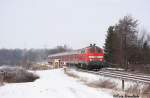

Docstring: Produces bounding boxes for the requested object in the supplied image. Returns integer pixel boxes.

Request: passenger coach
[48,44,105,69]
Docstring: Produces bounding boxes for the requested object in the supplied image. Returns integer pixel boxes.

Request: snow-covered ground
[0,69,113,98]
[67,69,147,92]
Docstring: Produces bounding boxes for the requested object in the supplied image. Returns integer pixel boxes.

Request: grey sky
[0,0,150,49]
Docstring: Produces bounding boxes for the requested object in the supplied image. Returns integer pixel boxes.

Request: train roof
[48,44,103,57]
[48,49,81,57]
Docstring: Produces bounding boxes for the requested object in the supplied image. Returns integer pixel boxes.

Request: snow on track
[0,69,112,98]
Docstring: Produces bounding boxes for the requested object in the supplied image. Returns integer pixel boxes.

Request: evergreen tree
[104,26,116,64]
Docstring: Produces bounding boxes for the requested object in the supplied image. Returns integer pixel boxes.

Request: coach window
[81,50,85,54]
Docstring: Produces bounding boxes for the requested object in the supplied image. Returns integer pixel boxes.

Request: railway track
[76,68,150,84]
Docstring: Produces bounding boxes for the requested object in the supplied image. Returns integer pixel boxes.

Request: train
[48,44,109,70]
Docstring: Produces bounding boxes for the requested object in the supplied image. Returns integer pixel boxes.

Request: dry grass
[125,83,141,95]
[0,71,4,86]
[124,83,150,97]
[30,64,50,70]
[79,77,88,83]
[0,80,3,86]
[143,84,150,94]
[64,69,89,83]
[64,69,79,79]
[86,80,116,89]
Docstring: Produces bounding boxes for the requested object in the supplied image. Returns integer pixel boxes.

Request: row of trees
[0,45,71,66]
[104,16,150,70]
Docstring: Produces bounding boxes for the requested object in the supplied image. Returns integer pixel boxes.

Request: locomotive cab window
[90,47,95,53]
[97,48,101,53]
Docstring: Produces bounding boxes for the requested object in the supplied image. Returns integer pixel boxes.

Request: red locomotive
[48,44,105,70]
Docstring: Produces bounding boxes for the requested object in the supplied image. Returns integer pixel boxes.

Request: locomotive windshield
[96,48,102,53]
[89,46,102,53]
[90,47,95,53]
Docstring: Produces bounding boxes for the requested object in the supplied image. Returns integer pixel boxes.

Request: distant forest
[0,45,71,66]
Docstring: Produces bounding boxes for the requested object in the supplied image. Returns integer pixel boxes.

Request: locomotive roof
[85,45,101,49]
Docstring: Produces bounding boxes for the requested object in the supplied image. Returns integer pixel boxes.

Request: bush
[0,66,39,83]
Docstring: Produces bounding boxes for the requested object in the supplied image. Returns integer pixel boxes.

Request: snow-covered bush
[0,66,39,83]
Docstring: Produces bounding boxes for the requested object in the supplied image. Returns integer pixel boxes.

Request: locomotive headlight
[89,56,103,59]
[97,56,103,58]
[89,56,95,58]
[89,56,103,58]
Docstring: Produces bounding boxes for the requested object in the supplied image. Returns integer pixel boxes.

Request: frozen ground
[0,69,112,98]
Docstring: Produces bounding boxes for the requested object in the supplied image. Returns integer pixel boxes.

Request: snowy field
[0,69,113,98]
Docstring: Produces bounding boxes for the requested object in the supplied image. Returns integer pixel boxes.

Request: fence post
[122,79,125,91]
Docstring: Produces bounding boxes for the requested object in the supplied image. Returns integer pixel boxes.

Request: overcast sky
[0,0,150,49]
